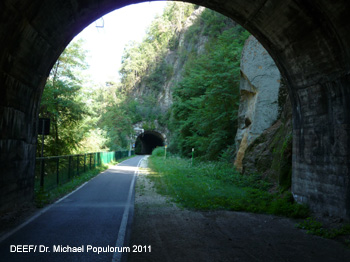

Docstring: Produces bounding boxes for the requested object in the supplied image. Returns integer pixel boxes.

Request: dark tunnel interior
[135,131,165,155]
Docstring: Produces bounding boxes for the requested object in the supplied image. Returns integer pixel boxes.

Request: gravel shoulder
[128,156,350,262]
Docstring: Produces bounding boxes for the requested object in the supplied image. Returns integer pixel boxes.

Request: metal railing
[35,150,134,191]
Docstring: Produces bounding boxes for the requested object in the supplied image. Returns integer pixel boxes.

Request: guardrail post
[77,155,79,176]
[68,156,72,179]
[56,157,59,186]
[84,154,86,172]
[40,159,45,189]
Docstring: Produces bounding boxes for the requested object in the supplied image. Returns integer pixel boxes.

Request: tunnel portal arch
[1,0,350,218]
[135,130,165,155]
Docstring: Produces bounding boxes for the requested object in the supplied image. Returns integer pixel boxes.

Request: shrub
[152,147,166,157]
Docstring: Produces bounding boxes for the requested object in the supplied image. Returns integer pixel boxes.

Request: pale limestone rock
[234,36,282,171]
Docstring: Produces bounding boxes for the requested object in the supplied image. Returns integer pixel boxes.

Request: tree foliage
[38,39,90,156]
[169,11,249,160]
[119,2,196,94]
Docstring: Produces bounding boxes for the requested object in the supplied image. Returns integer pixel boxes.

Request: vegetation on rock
[170,23,249,160]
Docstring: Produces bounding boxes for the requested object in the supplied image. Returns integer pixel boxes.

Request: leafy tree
[98,91,134,150]
[38,39,90,156]
[119,2,197,94]
[170,25,250,160]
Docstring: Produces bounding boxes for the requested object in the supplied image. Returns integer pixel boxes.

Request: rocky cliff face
[133,6,207,112]
[234,35,283,170]
[130,7,208,139]
[243,91,292,189]
[234,36,292,189]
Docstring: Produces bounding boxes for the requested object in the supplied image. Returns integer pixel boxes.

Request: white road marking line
[0,181,88,243]
[0,156,139,244]
[112,156,144,262]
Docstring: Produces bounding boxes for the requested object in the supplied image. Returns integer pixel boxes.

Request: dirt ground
[127,157,350,262]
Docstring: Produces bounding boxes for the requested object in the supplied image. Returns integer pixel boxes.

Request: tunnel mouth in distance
[135,130,165,155]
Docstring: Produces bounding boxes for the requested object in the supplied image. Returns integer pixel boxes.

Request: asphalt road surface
[0,155,145,262]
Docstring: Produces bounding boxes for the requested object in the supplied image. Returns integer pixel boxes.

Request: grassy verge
[34,156,132,207]
[147,154,309,218]
[296,217,350,247]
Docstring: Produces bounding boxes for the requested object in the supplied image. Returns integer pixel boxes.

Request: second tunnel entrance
[135,131,165,155]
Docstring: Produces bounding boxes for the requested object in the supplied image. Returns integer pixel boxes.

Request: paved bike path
[0,155,144,262]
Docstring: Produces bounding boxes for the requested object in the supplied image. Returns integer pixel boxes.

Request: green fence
[35,151,134,191]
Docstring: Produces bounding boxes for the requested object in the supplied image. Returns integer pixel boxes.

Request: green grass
[297,217,350,240]
[152,147,166,157]
[34,157,132,207]
[147,155,309,218]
